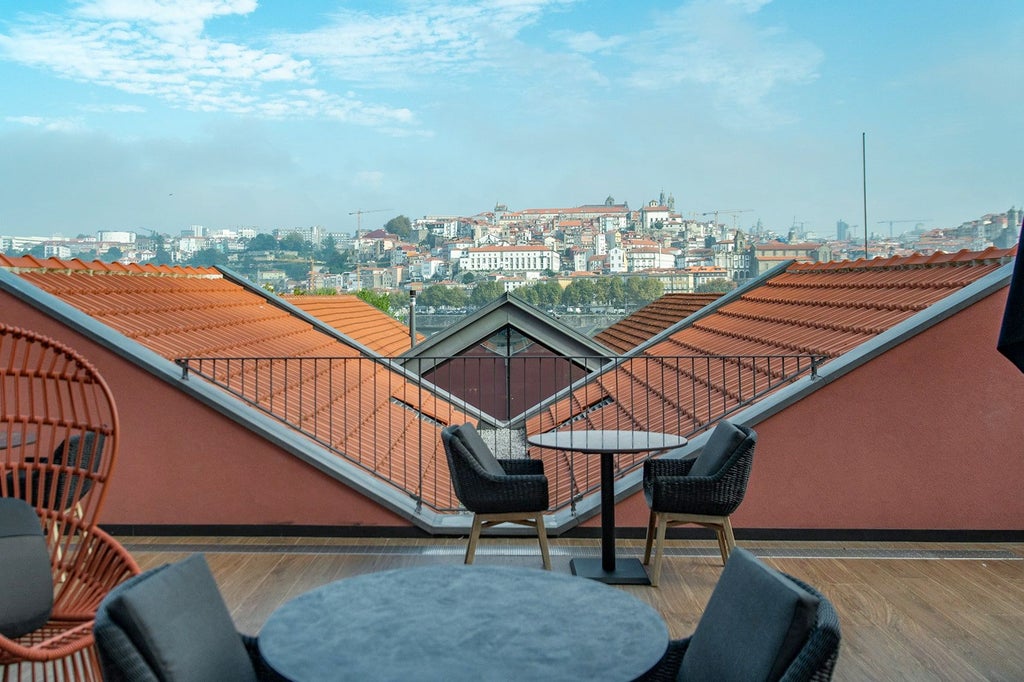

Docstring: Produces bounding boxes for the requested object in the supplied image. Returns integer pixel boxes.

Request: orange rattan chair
[0,324,139,681]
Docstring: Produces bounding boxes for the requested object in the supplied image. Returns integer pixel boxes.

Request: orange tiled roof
[594,293,723,353]
[283,294,423,355]
[3,256,469,508]
[529,248,1014,499]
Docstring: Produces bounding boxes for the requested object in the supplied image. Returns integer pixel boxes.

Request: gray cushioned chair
[639,548,841,682]
[93,554,283,682]
[0,498,54,640]
[642,420,757,585]
[441,423,551,569]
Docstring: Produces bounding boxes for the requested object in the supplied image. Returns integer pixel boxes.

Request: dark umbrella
[998,217,1024,372]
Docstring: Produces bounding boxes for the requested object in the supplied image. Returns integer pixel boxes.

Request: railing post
[176,358,190,381]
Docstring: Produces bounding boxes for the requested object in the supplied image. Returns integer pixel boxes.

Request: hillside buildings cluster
[2,196,1020,297]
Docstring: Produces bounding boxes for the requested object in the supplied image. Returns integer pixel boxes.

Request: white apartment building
[626,247,677,271]
[459,245,561,273]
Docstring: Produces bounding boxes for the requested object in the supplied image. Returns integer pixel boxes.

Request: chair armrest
[644,456,696,479]
[635,637,691,682]
[52,526,141,618]
[499,458,545,476]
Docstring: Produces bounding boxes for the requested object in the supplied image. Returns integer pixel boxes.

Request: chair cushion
[104,554,257,682]
[681,548,818,682]
[454,423,507,477]
[0,498,53,638]
[688,421,747,477]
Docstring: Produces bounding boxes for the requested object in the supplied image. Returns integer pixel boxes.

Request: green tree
[606,277,626,306]
[562,279,597,307]
[384,215,413,240]
[278,232,309,253]
[695,278,736,293]
[104,246,123,261]
[469,281,505,308]
[356,289,392,313]
[247,233,278,251]
[418,284,468,309]
[187,247,228,267]
[624,276,663,305]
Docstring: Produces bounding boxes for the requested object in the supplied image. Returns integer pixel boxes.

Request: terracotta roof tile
[595,293,722,352]
[530,249,1014,494]
[282,294,423,355]
[6,257,469,509]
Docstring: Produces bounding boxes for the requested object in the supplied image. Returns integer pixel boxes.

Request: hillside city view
[1,202,1020,335]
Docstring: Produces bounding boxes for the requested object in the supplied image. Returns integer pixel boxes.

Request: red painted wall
[3,294,405,528]
[615,289,1024,530]
[6,286,1023,531]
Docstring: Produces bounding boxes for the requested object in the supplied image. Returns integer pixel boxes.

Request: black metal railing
[175,353,825,513]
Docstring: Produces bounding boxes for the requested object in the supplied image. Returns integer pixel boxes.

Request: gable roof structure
[282,294,424,355]
[525,248,1017,511]
[594,293,724,353]
[1,247,1019,536]
[0,255,472,529]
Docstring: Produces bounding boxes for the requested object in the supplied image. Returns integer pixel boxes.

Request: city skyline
[0,1,1021,239]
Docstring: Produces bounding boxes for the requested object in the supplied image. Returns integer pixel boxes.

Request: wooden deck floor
[118,536,1024,681]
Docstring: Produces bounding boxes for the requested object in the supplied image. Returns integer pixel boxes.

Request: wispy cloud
[0,0,415,130]
[275,0,579,87]
[5,115,83,132]
[622,1,822,125]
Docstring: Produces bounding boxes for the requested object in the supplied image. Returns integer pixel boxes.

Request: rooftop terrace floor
[119,536,1024,681]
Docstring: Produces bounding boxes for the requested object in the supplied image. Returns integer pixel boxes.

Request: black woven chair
[441,423,551,569]
[642,420,756,586]
[93,554,284,682]
[639,549,841,682]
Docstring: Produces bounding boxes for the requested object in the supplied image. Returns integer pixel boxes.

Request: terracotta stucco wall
[3,294,405,527]
[614,289,1024,530]
[6,286,1023,531]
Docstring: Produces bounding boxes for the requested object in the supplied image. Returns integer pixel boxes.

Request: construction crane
[877,218,929,238]
[349,208,393,234]
[701,209,752,227]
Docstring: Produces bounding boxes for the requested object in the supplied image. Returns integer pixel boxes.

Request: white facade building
[459,245,561,273]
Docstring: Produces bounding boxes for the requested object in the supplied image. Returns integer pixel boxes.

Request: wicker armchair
[642,420,756,586]
[639,549,841,682]
[0,324,139,681]
[441,423,551,569]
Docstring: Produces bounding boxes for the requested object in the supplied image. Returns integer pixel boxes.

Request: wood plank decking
[118,536,1024,681]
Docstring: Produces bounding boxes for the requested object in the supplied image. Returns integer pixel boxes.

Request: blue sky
[0,0,1021,239]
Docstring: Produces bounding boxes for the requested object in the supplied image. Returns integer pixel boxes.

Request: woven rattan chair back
[0,323,139,681]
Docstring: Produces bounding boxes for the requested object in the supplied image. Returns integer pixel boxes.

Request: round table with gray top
[528,430,687,585]
[258,564,668,681]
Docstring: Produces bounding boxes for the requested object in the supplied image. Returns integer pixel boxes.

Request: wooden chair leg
[642,510,656,565]
[535,516,552,570]
[720,516,736,563]
[465,515,483,565]
[650,515,669,587]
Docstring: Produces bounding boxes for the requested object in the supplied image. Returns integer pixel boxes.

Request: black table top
[259,564,669,681]
[528,430,687,454]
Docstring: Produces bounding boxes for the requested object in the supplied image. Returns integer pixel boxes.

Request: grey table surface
[258,564,669,681]
[527,430,687,454]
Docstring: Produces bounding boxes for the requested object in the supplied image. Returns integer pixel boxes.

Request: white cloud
[621,0,821,126]
[0,0,416,132]
[5,115,83,132]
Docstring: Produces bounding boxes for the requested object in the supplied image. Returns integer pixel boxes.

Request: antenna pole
[862,132,868,258]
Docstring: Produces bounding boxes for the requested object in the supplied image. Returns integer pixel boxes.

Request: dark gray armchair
[93,554,283,682]
[441,423,551,569]
[642,420,757,586]
[640,548,840,682]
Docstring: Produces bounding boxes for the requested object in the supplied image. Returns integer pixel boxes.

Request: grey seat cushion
[688,421,748,477]
[103,554,257,682]
[0,498,53,638]
[454,423,507,477]
[681,548,818,682]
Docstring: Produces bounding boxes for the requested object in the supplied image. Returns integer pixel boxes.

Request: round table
[259,564,668,681]
[527,430,687,584]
